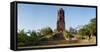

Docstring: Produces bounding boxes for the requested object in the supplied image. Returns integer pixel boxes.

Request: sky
[18,3,96,32]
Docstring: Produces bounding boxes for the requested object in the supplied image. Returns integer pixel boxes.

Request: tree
[63,30,74,40]
[24,30,41,45]
[90,17,96,36]
[78,26,89,35]
[78,17,96,39]
[29,30,39,41]
[18,29,28,43]
[40,27,53,35]
[69,27,77,35]
[28,30,40,42]
[87,17,96,39]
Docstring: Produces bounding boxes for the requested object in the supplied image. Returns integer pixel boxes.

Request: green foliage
[69,27,77,35]
[63,30,74,39]
[90,17,96,36]
[78,25,89,36]
[63,31,68,38]
[39,37,49,41]
[78,17,96,39]
[29,30,39,41]
[18,30,41,46]
[17,27,54,46]
[40,27,53,35]
[18,29,28,43]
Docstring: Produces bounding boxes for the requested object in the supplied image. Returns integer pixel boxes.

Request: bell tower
[57,8,65,32]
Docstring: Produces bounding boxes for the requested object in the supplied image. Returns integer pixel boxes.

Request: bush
[40,27,53,35]
[18,29,28,43]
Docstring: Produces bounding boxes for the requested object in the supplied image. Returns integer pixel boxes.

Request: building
[53,8,66,40]
[57,8,65,32]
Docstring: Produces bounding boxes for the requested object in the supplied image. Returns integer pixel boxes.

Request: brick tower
[53,8,66,40]
[57,8,65,32]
